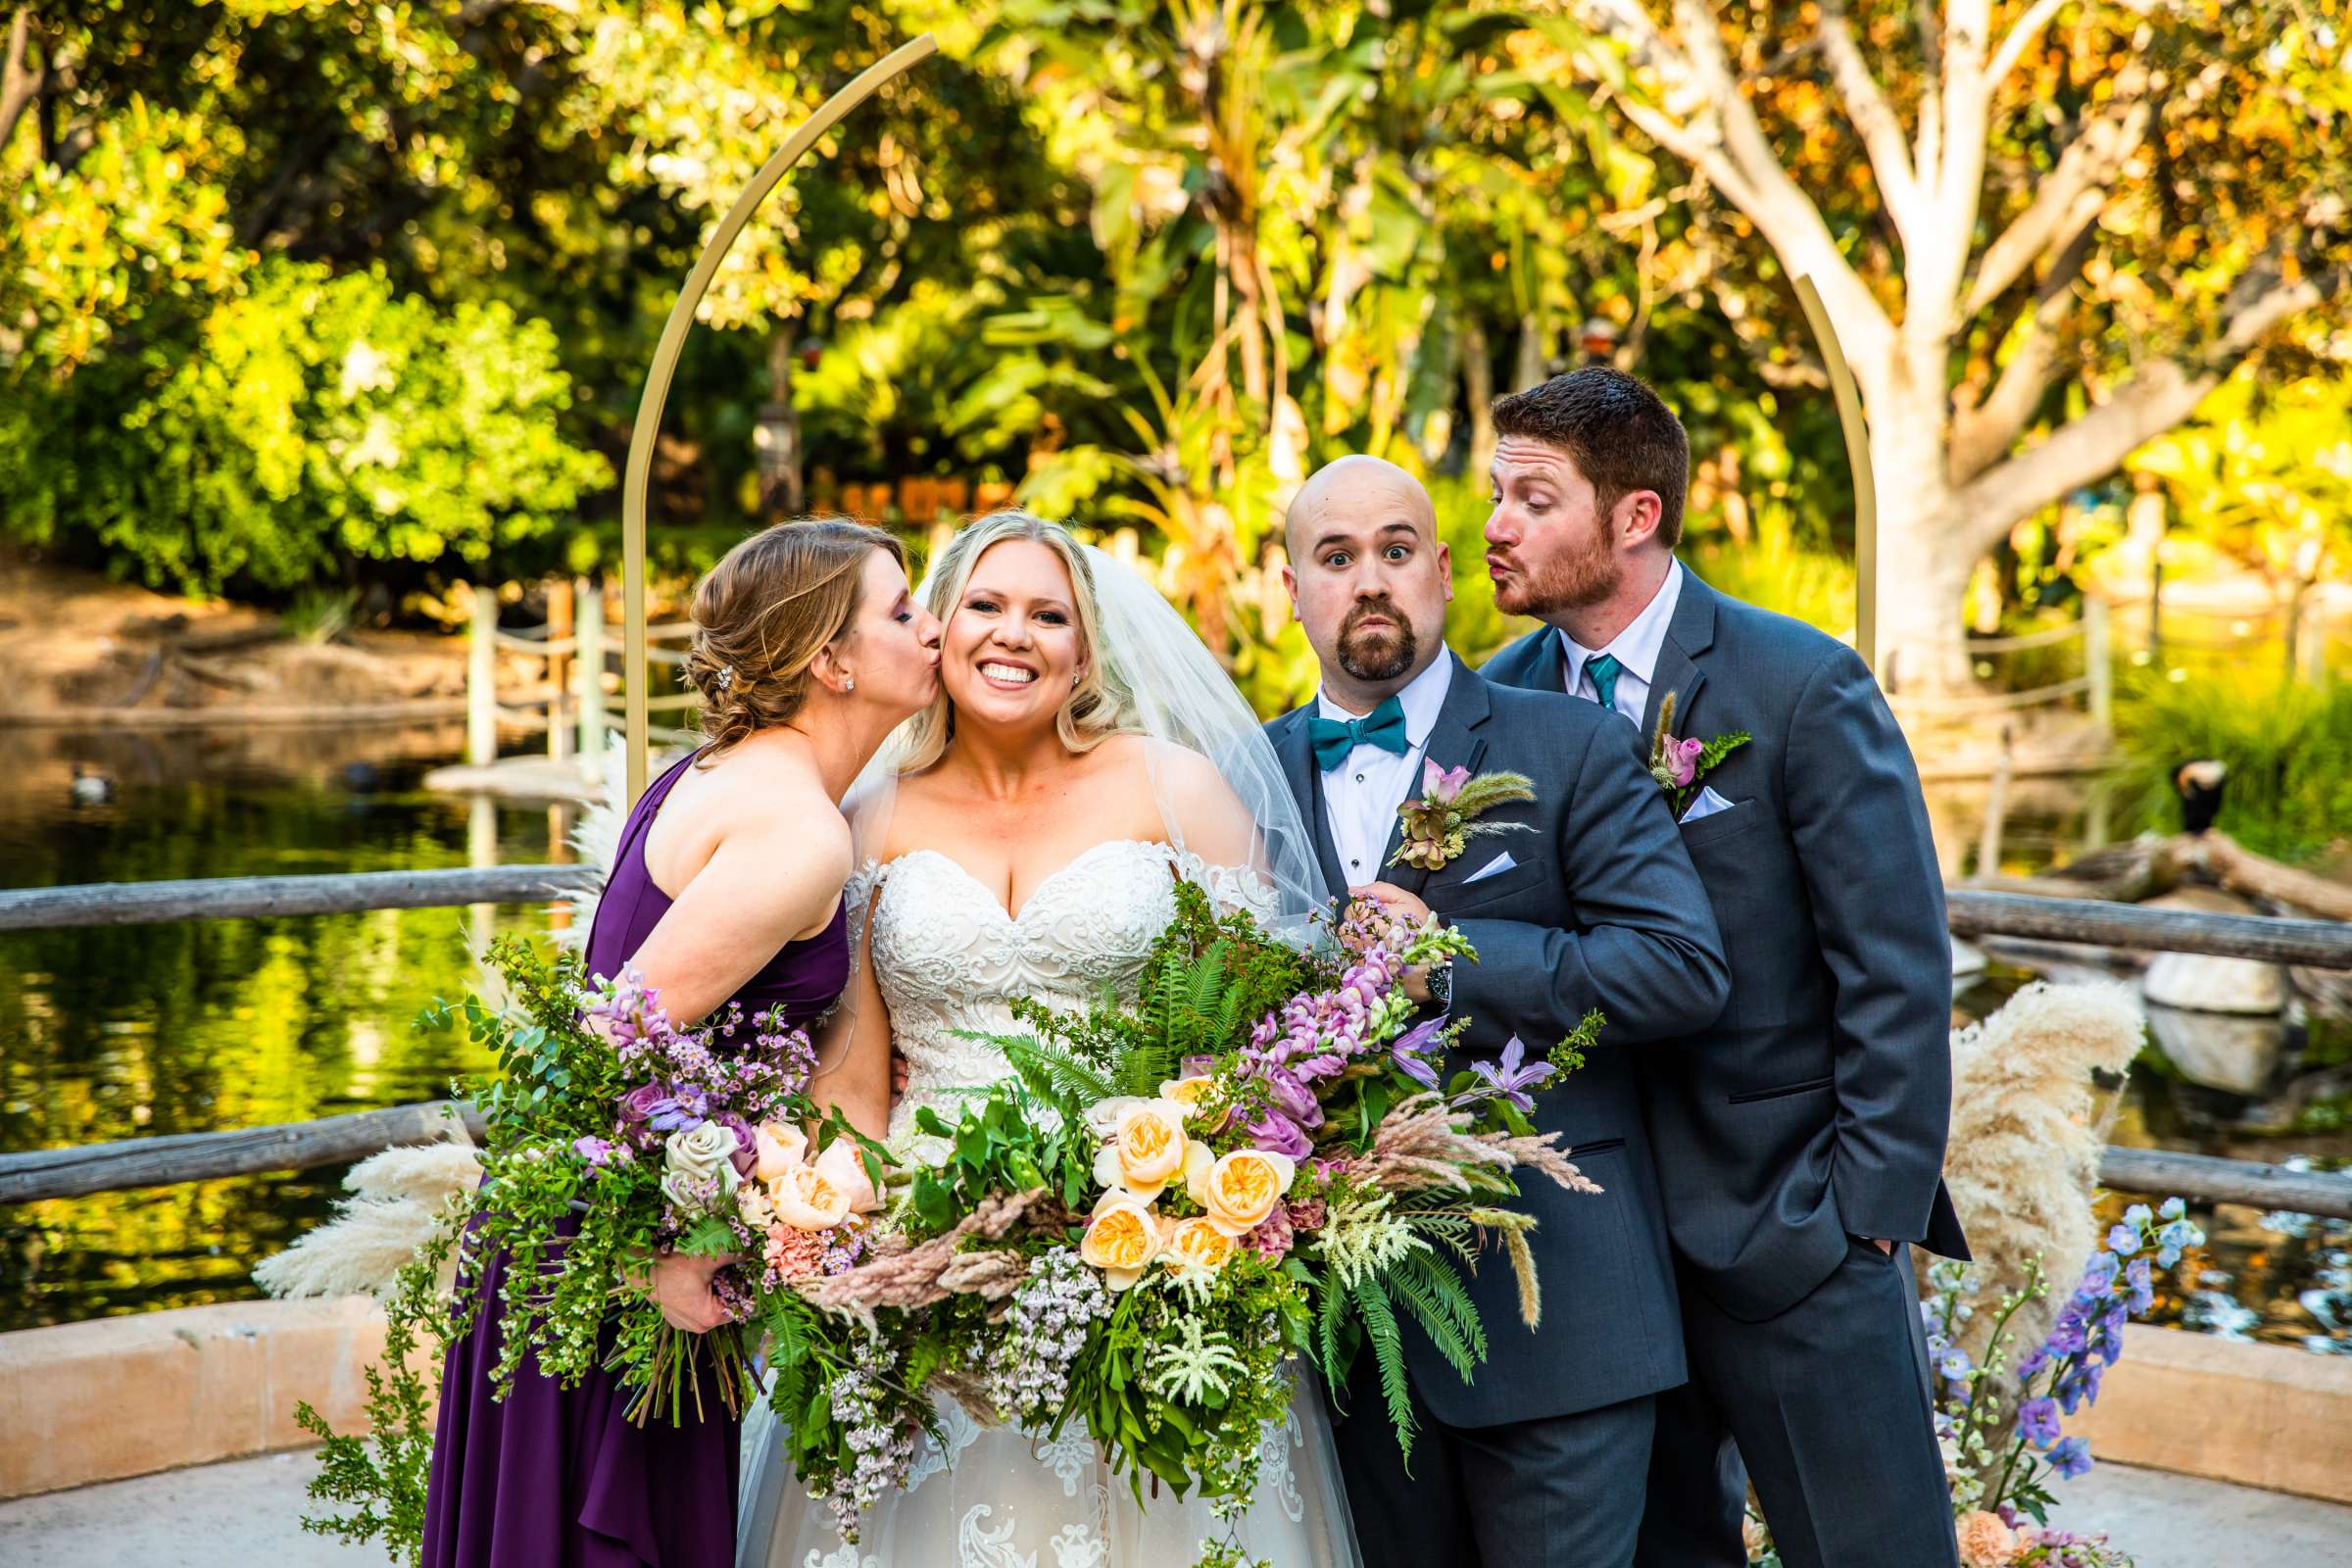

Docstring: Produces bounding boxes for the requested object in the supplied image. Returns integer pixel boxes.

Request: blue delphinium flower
[2159,1196,2186,1222]
[2125,1255,2155,1314]
[2048,1435,2093,1479]
[2105,1222,2140,1255]
[2018,1396,2062,1446]
[2122,1202,2153,1228]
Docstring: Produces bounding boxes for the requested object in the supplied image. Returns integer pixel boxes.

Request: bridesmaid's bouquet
[413,939,890,1426]
[755,885,1605,1562]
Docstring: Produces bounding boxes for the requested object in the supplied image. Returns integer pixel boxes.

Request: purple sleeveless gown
[421,751,851,1567]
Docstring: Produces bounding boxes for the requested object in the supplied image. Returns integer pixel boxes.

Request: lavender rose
[712,1111,758,1177]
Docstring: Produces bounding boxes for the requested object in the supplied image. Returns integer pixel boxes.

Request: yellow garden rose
[1190,1149,1297,1237]
[754,1121,807,1183]
[1164,1215,1237,1273]
[1158,1075,1215,1113]
[769,1161,853,1230]
[1079,1193,1164,1290]
[1091,1099,1193,1201]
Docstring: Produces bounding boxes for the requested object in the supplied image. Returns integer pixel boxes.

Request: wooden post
[466,584,498,768]
[616,37,939,808]
[1791,273,1879,679]
[2085,594,2113,736]
[576,575,607,765]
[545,577,574,761]
[1976,725,2013,880]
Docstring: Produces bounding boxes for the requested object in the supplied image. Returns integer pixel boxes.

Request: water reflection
[0,724,568,1330]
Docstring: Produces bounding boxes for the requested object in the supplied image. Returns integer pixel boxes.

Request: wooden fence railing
[4,866,2348,1219]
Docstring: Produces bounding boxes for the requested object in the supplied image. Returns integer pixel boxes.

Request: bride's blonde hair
[894,511,1144,774]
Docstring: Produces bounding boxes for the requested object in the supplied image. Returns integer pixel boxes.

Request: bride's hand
[890,1048,910,1102]
[646,1250,735,1335]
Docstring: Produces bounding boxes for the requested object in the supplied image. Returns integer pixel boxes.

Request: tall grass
[2109,668,2352,860]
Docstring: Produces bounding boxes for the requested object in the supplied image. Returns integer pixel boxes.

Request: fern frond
[1351,1275,1417,1468]
[1394,1249,1487,1370]
[1316,1265,1349,1384]
[986,1031,1114,1108]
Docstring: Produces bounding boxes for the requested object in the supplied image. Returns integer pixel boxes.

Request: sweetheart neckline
[875,839,1177,925]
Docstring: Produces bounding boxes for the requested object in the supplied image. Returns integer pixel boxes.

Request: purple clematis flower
[1465,1036,1554,1111]
[1390,1017,1445,1091]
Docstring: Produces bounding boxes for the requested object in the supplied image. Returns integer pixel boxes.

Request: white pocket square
[1679,785,1737,824]
[1464,850,1518,883]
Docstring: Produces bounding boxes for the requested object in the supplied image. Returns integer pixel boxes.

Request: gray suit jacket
[1484,570,1970,1323]
[1268,655,1730,1426]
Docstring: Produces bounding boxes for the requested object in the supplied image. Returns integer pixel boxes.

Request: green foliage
[1,260,609,594]
[294,1236,457,1565]
[2108,669,2352,861]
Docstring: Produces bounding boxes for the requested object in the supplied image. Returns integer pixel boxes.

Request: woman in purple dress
[421,518,942,1568]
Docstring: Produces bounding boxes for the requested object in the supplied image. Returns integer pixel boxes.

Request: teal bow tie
[1308,696,1409,771]
[1585,652,1624,712]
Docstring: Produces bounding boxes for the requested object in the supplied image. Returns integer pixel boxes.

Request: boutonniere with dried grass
[1647,691,1748,819]
[1390,759,1537,871]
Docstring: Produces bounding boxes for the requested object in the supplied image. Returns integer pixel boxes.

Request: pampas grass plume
[254,1133,480,1301]
[1939,980,2144,1378]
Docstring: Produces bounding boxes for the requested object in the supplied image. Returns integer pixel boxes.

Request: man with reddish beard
[1480,368,1968,1568]
[1265,454,1730,1568]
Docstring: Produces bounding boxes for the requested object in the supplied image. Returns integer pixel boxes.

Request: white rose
[661,1120,741,1209]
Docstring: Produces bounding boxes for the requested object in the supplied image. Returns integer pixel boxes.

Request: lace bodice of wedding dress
[736,840,1360,1568]
[858,840,1276,1138]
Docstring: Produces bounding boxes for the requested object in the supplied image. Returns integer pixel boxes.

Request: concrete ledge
[2072,1324,2352,1505]
[0,1298,395,1500]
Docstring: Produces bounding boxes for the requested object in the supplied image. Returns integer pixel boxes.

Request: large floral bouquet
[742,885,1604,1562]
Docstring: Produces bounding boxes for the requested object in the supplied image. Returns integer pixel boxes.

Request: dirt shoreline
[0,551,466,722]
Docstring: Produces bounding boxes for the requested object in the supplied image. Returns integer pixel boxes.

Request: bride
[737,511,1361,1568]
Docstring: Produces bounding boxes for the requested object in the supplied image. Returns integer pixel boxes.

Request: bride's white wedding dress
[737,840,1361,1568]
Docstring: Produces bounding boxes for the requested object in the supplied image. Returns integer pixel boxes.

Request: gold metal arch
[1789,271,1880,676]
[618,34,941,806]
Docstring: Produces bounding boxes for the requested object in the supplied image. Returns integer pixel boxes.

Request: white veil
[838,538,1331,940]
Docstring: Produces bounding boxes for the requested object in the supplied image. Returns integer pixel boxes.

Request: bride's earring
[844,675,857,693]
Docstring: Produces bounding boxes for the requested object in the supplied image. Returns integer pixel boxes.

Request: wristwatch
[1423,956,1453,1011]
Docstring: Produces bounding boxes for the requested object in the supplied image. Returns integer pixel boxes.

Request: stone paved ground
[2,1448,2347,1565]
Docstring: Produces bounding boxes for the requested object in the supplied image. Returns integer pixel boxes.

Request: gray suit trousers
[1636,1236,1959,1568]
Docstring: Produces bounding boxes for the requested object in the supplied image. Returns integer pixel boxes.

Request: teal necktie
[1585,653,1624,712]
[1308,696,1409,771]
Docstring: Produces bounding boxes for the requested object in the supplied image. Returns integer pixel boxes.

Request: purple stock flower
[1465,1037,1554,1111]
[2047,1436,2093,1479]
[2018,1396,2061,1446]
[573,1136,616,1167]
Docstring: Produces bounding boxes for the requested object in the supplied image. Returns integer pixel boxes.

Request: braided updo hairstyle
[681,518,906,760]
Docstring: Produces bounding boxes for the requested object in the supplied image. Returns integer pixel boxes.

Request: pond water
[0,730,2344,1358]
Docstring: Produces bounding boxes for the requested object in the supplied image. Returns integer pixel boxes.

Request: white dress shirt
[1560,560,1684,727]
[1316,653,1453,886]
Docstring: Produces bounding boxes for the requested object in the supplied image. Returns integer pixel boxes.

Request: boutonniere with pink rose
[1647,690,1748,819]
[1390,758,1538,871]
